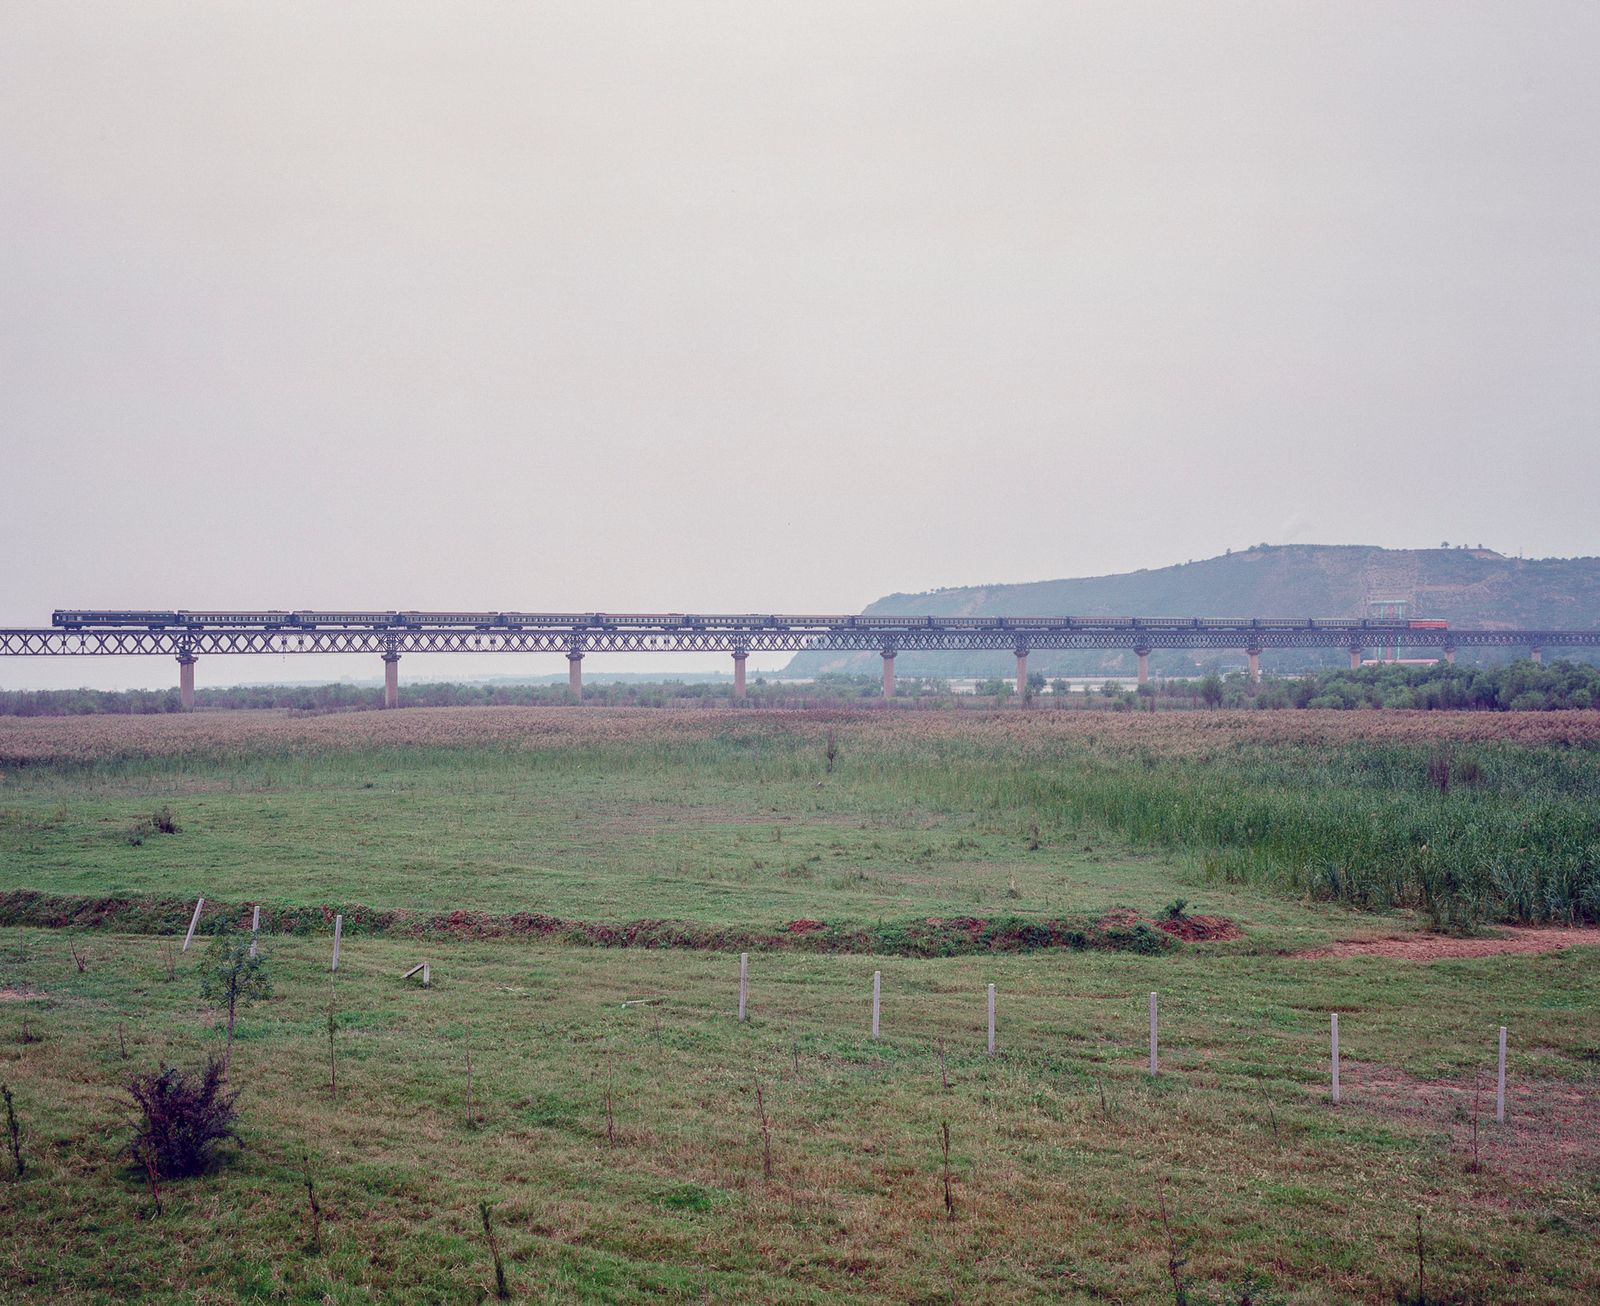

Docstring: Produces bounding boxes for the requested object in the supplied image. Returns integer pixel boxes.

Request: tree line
[3,660,1598,716]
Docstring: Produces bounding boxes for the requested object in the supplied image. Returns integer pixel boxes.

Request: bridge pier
[1015,648,1028,705]
[1349,646,1363,670]
[1530,647,1543,664]
[382,651,400,708]
[567,650,584,699]
[177,654,196,711]
[731,649,747,700]
[880,648,896,701]
[1442,647,1456,666]
[1135,647,1150,686]
[1247,646,1261,685]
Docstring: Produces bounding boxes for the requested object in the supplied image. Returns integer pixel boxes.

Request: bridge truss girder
[2,625,1596,657]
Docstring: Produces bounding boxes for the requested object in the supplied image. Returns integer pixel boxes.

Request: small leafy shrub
[125,1058,240,1178]
[1162,899,1189,921]
[126,806,181,846]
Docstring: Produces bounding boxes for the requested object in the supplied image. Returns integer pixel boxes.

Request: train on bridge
[51,609,1451,633]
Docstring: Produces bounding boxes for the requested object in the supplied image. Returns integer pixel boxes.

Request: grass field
[1,707,1598,1302]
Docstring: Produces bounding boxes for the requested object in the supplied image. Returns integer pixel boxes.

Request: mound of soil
[1299,926,1599,960]
[0,889,1237,958]
[1154,913,1242,942]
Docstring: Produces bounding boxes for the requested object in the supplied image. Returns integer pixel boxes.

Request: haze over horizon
[5,4,1598,689]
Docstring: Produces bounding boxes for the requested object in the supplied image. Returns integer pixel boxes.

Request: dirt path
[1300,926,1600,960]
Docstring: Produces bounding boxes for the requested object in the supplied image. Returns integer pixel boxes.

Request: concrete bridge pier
[567,650,584,699]
[1530,647,1543,664]
[1014,647,1029,704]
[1442,647,1456,666]
[731,648,747,699]
[382,651,401,709]
[880,648,896,701]
[177,653,196,711]
[1349,646,1363,670]
[1247,646,1261,685]
[1135,646,1151,686]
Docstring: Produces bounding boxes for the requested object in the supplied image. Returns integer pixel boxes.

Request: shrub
[125,1058,240,1178]
[126,805,181,846]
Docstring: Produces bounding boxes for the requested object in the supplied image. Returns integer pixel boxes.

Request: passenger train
[51,610,1451,632]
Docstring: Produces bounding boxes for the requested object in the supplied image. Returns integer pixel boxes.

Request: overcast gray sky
[4,3,1598,689]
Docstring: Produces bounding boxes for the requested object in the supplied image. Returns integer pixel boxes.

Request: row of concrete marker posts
[181,898,431,987]
[174,913,1514,1124]
[737,954,1515,1123]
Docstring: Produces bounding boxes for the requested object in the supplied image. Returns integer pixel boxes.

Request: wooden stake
[1496,1025,1507,1124]
[871,970,881,1040]
[1148,992,1158,1075]
[182,897,204,952]
[986,983,996,1057]
[330,914,343,972]
[738,952,748,1022]
[249,905,261,958]
[1331,1013,1341,1105]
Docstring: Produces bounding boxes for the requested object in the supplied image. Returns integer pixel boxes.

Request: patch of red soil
[0,989,43,1001]
[1155,914,1243,942]
[783,919,826,935]
[1300,926,1600,960]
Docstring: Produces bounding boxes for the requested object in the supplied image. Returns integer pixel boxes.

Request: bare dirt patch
[0,988,44,1001]
[1337,1060,1600,1186]
[1300,927,1600,960]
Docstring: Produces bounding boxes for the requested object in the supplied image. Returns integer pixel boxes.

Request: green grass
[1,931,1596,1303]
[5,716,1598,931]
[1,711,1598,1301]
[0,739,1331,940]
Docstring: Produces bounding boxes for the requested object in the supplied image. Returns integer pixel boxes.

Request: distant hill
[781,544,1600,679]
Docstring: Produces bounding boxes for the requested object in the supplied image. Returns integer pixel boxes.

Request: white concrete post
[1148,992,1158,1075]
[1331,1013,1341,1105]
[331,914,343,972]
[182,897,205,952]
[1496,1026,1507,1123]
[249,905,261,958]
[987,983,996,1056]
[738,952,748,1022]
[871,970,881,1040]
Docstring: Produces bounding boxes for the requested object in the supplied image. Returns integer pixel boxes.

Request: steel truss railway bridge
[4,616,1597,709]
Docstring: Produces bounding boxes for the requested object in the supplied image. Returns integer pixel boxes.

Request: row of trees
[5,660,1598,716]
[1155,659,1600,712]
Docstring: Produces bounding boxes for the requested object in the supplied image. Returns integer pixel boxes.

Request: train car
[1408,619,1450,629]
[53,609,182,629]
[402,612,503,627]
[493,613,592,628]
[684,614,777,628]
[601,613,687,628]
[1003,616,1068,629]
[288,611,404,628]
[864,615,934,629]
[177,611,296,628]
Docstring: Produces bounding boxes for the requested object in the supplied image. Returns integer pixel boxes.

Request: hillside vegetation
[787,543,1600,679]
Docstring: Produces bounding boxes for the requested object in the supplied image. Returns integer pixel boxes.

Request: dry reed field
[6,704,1600,767]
